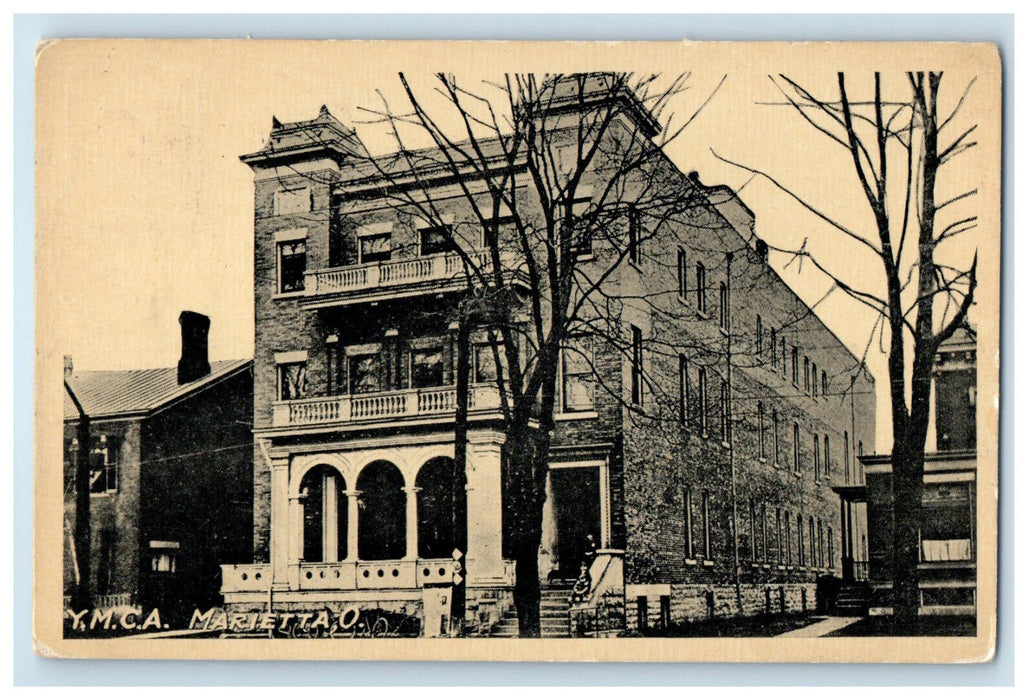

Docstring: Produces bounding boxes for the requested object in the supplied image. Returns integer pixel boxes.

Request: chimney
[177,311,211,385]
[63,355,73,378]
[755,238,769,264]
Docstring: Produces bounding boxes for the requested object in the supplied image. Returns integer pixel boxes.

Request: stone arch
[298,465,348,562]
[290,453,352,495]
[356,460,406,560]
[415,457,464,559]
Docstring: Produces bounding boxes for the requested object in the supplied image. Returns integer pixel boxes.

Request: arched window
[357,461,406,560]
[416,457,464,558]
[299,465,348,562]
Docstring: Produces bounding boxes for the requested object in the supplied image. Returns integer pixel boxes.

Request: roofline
[699,184,874,383]
[63,358,253,423]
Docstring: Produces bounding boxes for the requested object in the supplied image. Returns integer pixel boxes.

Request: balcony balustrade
[271,384,502,428]
[301,250,526,306]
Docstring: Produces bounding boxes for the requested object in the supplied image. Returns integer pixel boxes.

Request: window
[921,484,974,562]
[630,325,644,406]
[696,262,707,313]
[278,362,308,400]
[757,402,766,459]
[792,423,800,473]
[817,519,824,568]
[724,383,732,443]
[824,435,831,476]
[813,434,820,481]
[770,328,778,369]
[418,224,453,257]
[277,240,307,293]
[749,499,757,561]
[797,514,805,566]
[571,196,594,257]
[791,347,799,385]
[473,340,501,384]
[682,487,694,559]
[410,345,444,388]
[821,370,828,397]
[677,248,689,299]
[781,338,787,376]
[828,526,834,568]
[702,491,712,560]
[359,231,392,264]
[803,355,810,392]
[149,541,180,574]
[679,355,691,425]
[755,316,763,359]
[772,410,780,465]
[698,367,708,433]
[843,431,851,482]
[562,336,595,411]
[719,282,729,331]
[809,517,817,568]
[812,363,819,398]
[273,186,311,215]
[627,206,639,265]
[761,503,769,562]
[348,353,380,395]
[89,436,119,494]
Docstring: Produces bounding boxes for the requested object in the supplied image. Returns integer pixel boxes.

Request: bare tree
[715,71,978,628]
[351,72,725,635]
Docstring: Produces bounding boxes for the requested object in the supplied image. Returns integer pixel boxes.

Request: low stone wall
[626,582,817,630]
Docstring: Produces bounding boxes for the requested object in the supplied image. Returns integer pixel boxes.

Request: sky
[35,40,997,451]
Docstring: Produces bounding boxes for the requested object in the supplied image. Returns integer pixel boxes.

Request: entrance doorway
[541,466,602,582]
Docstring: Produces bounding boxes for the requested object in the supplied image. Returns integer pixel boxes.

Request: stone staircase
[490,584,572,638]
[834,581,872,616]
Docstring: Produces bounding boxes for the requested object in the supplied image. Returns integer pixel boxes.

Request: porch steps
[490,585,573,638]
[835,581,872,616]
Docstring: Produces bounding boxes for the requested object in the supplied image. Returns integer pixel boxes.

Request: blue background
[13,12,1014,686]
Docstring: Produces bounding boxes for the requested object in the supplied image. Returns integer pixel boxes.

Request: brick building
[847,324,977,615]
[63,312,254,623]
[222,76,875,635]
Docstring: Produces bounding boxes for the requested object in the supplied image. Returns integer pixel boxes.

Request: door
[549,466,602,581]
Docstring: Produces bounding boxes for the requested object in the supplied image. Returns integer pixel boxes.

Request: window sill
[576,252,596,262]
[759,457,768,464]
[272,290,306,301]
[695,309,710,321]
[721,440,731,449]
[702,560,715,567]
[90,492,115,498]
[684,558,699,566]
[555,410,599,422]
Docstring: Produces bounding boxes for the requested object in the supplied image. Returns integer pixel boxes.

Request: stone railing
[222,559,455,594]
[569,549,626,637]
[220,563,272,594]
[304,250,521,299]
[272,384,501,427]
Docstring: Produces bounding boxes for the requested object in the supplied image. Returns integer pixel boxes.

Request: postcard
[34,39,1000,662]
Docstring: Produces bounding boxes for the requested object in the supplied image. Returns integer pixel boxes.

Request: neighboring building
[844,324,977,615]
[222,76,875,635]
[63,312,254,622]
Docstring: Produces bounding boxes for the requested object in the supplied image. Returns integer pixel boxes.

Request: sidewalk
[776,616,861,638]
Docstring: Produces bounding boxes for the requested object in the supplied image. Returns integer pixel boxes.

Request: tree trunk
[890,438,924,632]
[450,317,470,633]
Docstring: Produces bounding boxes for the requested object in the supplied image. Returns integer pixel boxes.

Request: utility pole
[64,379,92,611]
[726,251,743,614]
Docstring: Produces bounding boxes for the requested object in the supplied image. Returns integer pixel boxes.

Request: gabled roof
[63,358,251,421]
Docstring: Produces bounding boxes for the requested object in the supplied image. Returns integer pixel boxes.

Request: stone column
[323,472,339,561]
[269,455,291,589]
[465,432,506,584]
[404,486,421,560]
[345,491,361,561]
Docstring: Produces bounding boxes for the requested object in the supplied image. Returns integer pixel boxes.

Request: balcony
[271,384,503,429]
[300,250,527,308]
